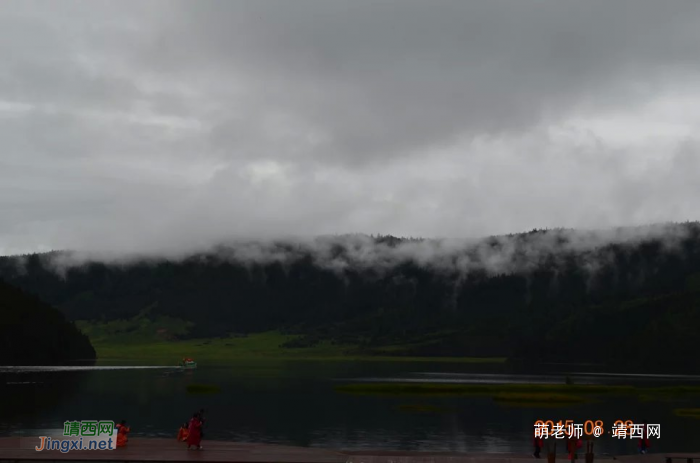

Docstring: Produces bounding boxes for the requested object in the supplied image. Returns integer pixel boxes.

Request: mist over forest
[2,222,700,371]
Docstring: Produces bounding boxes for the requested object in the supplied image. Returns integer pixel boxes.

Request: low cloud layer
[33,222,696,284]
[2,1,700,256]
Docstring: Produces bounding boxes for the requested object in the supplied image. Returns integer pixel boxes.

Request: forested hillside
[0,279,96,365]
[1,223,700,371]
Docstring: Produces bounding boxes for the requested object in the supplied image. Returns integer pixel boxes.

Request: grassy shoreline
[86,331,507,365]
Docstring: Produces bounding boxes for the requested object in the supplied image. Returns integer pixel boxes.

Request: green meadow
[77,319,506,365]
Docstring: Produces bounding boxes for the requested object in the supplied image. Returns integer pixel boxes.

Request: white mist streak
[32,222,695,279]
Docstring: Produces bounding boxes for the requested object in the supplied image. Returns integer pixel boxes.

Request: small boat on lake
[179,358,197,369]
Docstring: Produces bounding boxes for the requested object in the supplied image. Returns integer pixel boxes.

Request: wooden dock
[0,437,693,463]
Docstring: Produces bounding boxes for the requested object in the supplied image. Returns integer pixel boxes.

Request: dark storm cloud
[1,0,700,257]
[140,0,700,164]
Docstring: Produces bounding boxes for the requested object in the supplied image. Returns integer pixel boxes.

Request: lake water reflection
[1,361,699,454]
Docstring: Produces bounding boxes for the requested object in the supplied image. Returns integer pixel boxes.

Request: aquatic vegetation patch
[334,383,635,397]
[186,383,221,394]
[494,400,575,409]
[645,386,700,396]
[674,408,700,419]
[491,392,587,404]
[335,382,700,406]
[395,404,452,413]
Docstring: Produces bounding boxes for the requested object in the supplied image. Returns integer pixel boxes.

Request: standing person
[533,433,543,458]
[187,413,203,450]
[639,420,651,454]
[177,422,189,442]
[199,409,206,440]
[566,435,581,461]
[115,420,130,448]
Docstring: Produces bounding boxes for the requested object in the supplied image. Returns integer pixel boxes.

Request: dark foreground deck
[0,437,694,463]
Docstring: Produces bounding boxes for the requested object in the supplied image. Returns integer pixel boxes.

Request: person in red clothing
[639,420,651,454]
[176,422,189,442]
[566,435,582,461]
[533,434,543,458]
[115,420,130,448]
[186,413,203,450]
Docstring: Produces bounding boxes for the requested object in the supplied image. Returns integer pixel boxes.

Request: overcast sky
[2,0,700,255]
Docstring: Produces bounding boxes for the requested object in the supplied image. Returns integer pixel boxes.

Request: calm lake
[2,361,700,454]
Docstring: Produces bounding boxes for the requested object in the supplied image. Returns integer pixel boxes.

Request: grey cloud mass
[2,0,700,257]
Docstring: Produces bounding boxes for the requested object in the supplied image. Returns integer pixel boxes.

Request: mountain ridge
[0,278,96,365]
[1,222,699,370]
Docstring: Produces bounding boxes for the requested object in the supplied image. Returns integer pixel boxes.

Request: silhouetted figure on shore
[639,420,650,454]
[533,434,543,458]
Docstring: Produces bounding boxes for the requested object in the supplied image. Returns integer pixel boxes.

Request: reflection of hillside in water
[0,370,87,434]
[2,365,700,452]
[0,364,184,431]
